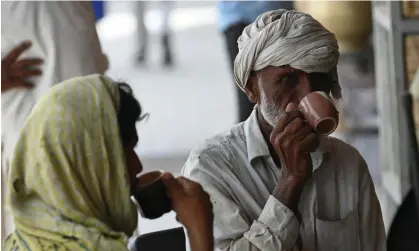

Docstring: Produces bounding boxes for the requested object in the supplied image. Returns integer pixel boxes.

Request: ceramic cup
[298,91,339,135]
[130,170,172,219]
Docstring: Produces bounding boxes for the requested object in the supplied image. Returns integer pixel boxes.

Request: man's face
[248,66,332,126]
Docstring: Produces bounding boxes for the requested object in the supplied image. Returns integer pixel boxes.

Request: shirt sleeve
[182,153,300,251]
[357,157,386,251]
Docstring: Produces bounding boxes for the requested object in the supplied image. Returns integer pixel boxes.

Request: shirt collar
[244,107,331,171]
[244,108,271,162]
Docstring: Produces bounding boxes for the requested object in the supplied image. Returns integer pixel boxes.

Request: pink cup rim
[314,116,338,135]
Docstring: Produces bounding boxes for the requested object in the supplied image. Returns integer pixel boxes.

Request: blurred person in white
[1,1,108,240]
[135,1,175,67]
[182,9,386,251]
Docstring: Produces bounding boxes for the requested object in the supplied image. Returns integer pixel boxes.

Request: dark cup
[298,91,339,135]
[130,171,172,219]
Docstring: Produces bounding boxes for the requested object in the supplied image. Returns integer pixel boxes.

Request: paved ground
[99,1,235,161]
[98,1,384,236]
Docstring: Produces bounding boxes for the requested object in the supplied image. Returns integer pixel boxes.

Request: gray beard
[259,91,284,127]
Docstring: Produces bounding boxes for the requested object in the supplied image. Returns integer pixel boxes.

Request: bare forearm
[187,226,214,251]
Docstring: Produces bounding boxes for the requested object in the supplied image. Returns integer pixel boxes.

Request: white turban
[234,9,342,99]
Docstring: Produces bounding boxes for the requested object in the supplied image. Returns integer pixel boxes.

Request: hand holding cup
[162,173,213,232]
[130,170,172,219]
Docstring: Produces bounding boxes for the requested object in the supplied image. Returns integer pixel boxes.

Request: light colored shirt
[182,109,386,251]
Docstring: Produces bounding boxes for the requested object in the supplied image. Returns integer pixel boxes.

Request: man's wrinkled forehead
[254,65,299,81]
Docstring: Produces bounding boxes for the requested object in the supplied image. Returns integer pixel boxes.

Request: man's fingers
[270,111,304,144]
[163,175,203,199]
[273,111,304,134]
[163,175,184,199]
[176,177,202,194]
[4,41,32,63]
[293,125,313,140]
[285,102,298,112]
[283,117,305,135]
[161,172,175,185]
[15,58,44,68]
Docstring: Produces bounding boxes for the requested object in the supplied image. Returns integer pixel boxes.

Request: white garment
[182,109,386,251]
[1,1,108,240]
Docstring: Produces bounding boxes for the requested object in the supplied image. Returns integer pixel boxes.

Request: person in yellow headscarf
[3,74,214,251]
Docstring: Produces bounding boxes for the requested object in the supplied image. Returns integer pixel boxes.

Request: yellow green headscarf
[4,74,138,250]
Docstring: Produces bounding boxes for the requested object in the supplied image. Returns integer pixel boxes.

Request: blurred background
[92,1,419,236]
[2,0,419,246]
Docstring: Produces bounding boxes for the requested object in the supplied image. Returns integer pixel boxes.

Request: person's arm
[187,224,214,251]
[357,158,386,250]
[163,174,214,251]
[182,154,300,251]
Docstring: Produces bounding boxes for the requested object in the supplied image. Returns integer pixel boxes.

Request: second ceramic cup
[130,170,172,219]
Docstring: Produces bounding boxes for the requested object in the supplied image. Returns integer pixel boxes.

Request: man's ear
[244,75,259,104]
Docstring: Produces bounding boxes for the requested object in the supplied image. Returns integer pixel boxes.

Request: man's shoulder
[325,136,369,174]
[326,136,364,159]
[183,123,246,173]
[191,122,246,157]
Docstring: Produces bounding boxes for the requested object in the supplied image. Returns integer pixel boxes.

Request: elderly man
[182,10,385,251]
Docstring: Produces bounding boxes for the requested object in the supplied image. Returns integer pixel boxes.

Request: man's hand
[162,173,214,251]
[2,41,43,93]
[270,103,319,211]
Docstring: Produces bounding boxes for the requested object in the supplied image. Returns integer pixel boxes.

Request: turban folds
[234,9,342,99]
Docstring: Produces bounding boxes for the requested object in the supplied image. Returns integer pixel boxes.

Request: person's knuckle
[295,117,304,127]
[290,110,300,116]
[269,134,276,144]
[289,111,302,120]
[278,112,289,125]
[190,182,201,191]
[273,134,283,148]
[293,141,302,154]
[282,137,292,150]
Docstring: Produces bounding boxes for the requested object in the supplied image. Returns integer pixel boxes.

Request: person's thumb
[285,102,298,112]
[161,172,175,184]
[163,173,183,198]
